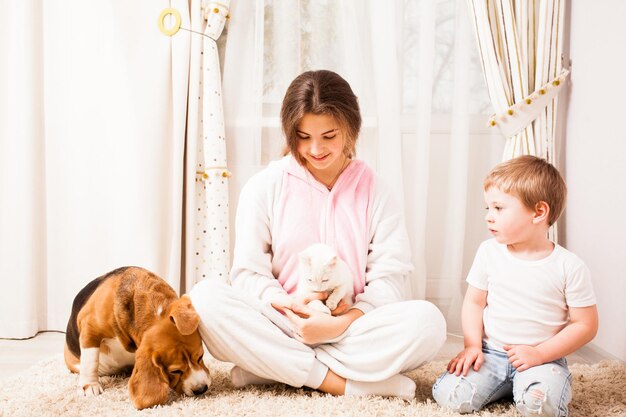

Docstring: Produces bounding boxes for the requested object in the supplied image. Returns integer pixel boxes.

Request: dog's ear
[169,295,199,336]
[129,348,169,409]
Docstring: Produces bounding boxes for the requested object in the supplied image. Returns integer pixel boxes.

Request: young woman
[190,70,446,399]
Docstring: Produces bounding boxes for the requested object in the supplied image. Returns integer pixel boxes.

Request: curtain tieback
[488,68,570,138]
[196,167,232,181]
[202,0,230,41]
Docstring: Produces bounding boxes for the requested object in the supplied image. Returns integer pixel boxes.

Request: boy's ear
[532,201,550,224]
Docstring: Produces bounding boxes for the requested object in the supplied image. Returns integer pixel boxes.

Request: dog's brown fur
[64,267,211,409]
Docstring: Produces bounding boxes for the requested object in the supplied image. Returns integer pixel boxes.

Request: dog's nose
[193,385,208,396]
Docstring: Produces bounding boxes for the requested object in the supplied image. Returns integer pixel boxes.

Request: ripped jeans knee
[515,382,556,417]
[433,376,481,414]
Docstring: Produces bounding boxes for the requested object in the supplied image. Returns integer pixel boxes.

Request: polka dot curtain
[192,0,231,285]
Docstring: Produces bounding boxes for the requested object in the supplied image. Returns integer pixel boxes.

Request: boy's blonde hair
[484,155,567,226]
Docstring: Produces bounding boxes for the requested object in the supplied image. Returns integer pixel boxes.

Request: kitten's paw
[308,299,331,314]
[325,300,338,311]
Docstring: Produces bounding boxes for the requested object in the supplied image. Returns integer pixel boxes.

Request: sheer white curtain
[220,0,504,332]
[0,0,192,338]
[221,0,265,222]
[0,0,504,339]
[0,0,45,338]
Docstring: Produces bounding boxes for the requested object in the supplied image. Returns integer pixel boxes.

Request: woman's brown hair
[280,70,362,164]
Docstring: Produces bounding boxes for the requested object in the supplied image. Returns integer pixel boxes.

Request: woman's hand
[330,299,350,316]
[292,291,327,307]
[447,346,484,376]
[503,344,544,372]
[279,292,349,316]
[268,293,295,311]
[281,303,356,345]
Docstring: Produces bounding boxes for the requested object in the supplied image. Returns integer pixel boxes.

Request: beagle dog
[64,266,211,409]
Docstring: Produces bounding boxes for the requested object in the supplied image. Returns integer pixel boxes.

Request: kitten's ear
[328,256,337,267]
[299,252,311,266]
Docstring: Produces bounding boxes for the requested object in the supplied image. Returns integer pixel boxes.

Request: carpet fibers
[1,356,624,417]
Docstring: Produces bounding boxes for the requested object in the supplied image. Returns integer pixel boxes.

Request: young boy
[432,155,598,417]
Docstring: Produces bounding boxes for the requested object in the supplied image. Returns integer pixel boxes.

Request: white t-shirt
[467,239,596,350]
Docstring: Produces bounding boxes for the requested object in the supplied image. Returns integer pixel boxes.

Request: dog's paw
[78,382,103,397]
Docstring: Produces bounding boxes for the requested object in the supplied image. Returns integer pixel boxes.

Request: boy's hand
[503,344,544,372]
[447,346,484,376]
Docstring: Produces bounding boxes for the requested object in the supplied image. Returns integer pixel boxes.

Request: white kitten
[297,243,354,314]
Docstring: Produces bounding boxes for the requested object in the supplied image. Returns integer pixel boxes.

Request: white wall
[564,1,626,361]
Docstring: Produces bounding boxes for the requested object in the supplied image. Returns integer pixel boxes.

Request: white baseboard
[578,342,623,363]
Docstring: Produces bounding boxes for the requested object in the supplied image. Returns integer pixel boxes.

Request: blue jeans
[432,345,572,417]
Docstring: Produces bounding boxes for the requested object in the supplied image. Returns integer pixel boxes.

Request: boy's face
[484,186,536,245]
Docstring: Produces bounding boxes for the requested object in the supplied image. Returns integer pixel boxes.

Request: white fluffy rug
[1,356,624,417]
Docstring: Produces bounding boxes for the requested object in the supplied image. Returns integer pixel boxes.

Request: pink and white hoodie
[230,155,413,313]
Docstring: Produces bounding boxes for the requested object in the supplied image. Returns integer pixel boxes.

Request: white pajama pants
[189,280,446,388]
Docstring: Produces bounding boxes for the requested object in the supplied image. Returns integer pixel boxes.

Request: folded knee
[433,376,481,414]
[189,280,232,317]
[405,301,447,349]
[515,382,552,416]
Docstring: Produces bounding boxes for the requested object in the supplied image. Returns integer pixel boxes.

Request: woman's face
[295,113,346,174]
